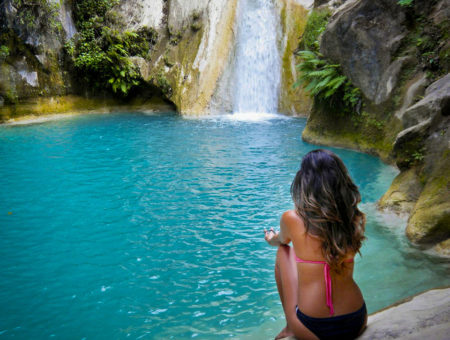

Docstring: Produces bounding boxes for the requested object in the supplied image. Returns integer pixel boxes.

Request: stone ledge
[281,287,450,340]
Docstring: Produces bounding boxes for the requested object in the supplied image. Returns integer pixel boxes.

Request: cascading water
[232,0,281,119]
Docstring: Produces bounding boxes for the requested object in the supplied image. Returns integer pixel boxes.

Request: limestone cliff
[301,0,450,254]
[276,0,312,115]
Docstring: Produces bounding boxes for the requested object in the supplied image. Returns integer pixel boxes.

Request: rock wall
[124,0,238,114]
[0,0,70,117]
[276,0,312,115]
[302,0,450,254]
[0,0,239,119]
[0,0,314,119]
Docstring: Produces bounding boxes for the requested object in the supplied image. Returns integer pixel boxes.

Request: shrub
[0,45,9,61]
[295,50,361,113]
[398,0,413,7]
[299,9,331,52]
[67,0,158,96]
[295,9,361,113]
[13,0,62,33]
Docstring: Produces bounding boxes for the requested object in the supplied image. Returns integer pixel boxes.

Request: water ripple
[0,113,448,339]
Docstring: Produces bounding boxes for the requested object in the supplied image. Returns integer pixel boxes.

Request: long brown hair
[290,149,366,272]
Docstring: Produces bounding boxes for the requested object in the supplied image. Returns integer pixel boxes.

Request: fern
[295,49,361,112]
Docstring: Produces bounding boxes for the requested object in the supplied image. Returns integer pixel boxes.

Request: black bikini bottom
[296,302,367,340]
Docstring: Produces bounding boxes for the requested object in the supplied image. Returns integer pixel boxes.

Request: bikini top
[295,255,354,316]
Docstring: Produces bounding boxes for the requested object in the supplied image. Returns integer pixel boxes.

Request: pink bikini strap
[295,255,354,316]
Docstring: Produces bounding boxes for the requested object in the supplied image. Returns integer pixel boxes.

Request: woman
[264,149,367,340]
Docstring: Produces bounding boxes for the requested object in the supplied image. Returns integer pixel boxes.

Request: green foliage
[73,0,119,29]
[295,9,361,113]
[191,10,202,32]
[192,10,201,21]
[163,54,174,68]
[299,9,331,52]
[67,0,158,96]
[191,22,202,32]
[154,71,172,97]
[412,150,424,162]
[295,50,361,112]
[398,0,413,7]
[169,30,183,46]
[13,0,62,33]
[0,45,9,61]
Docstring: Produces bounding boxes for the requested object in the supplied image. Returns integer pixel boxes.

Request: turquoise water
[0,112,448,339]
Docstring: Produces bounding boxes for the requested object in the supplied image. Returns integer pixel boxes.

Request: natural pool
[0,112,449,339]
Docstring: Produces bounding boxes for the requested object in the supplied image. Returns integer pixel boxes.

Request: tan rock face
[378,168,422,214]
[277,0,312,116]
[126,0,238,114]
[359,288,450,340]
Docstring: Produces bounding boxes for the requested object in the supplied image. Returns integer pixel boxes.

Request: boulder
[399,73,450,129]
[378,168,422,214]
[388,74,450,248]
[359,288,450,340]
[320,0,407,104]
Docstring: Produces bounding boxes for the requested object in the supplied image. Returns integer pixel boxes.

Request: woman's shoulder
[281,210,306,233]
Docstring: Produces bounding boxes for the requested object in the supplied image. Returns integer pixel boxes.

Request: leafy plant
[295,50,361,112]
[153,71,172,97]
[67,0,158,96]
[0,45,9,61]
[398,0,413,7]
[299,9,331,52]
[13,0,62,33]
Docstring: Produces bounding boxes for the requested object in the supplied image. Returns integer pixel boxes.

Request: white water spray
[232,0,281,119]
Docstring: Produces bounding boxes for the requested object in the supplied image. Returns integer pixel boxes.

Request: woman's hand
[264,227,281,247]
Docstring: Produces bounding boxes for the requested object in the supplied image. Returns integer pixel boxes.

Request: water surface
[0,113,448,339]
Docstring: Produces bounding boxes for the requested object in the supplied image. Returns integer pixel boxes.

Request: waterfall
[232,0,281,119]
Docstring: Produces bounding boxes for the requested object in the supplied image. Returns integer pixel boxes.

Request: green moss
[0,45,9,62]
[153,71,172,98]
[191,10,202,32]
[298,9,331,53]
[191,22,202,32]
[0,95,173,123]
[163,54,174,68]
[406,149,450,244]
[302,107,394,162]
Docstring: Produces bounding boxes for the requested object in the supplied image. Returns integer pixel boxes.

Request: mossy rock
[278,0,311,115]
[302,107,395,163]
[433,238,450,257]
[378,168,423,214]
[406,152,450,245]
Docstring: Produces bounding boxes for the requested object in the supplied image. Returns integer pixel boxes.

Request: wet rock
[389,74,450,248]
[378,168,422,214]
[396,73,429,121]
[400,74,450,129]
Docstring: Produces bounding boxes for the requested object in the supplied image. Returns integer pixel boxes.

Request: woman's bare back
[284,210,365,317]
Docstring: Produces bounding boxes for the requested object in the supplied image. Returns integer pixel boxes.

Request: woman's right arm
[264,211,293,247]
